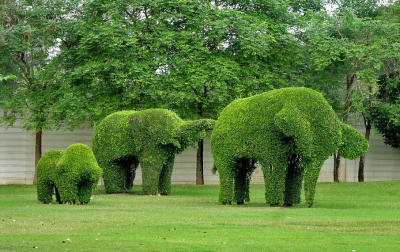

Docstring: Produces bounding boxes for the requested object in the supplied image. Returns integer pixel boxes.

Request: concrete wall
[0,122,399,185]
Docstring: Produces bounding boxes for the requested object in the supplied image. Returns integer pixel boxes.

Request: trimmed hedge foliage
[37,150,64,204]
[93,109,215,195]
[36,144,102,204]
[211,87,369,207]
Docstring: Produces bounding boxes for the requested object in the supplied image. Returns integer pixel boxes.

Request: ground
[0,182,399,251]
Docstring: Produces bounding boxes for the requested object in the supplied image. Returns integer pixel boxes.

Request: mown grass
[1,181,399,251]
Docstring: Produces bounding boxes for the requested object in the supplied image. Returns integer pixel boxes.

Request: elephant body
[211,87,369,207]
[92,109,215,195]
[37,144,102,204]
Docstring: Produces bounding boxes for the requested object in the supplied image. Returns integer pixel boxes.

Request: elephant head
[173,119,215,152]
[129,109,215,153]
[338,122,369,159]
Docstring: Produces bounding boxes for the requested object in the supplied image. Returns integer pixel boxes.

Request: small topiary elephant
[92,109,215,195]
[211,87,369,207]
[37,143,102,204]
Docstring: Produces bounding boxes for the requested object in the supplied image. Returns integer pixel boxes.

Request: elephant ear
[129,109,182,152]
[274,104,314,159]
[338,122,369,159]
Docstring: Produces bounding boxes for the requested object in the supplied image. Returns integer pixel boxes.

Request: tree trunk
[33,129,42,184]
[333,152,340,182]
[196,140,204,184]
[343,73,356,122]
[358,106,372,182]
[334,73,356,182]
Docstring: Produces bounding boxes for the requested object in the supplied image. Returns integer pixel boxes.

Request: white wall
[0,123,399,185]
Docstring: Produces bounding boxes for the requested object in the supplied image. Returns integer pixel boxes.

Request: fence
[0,122,399,185]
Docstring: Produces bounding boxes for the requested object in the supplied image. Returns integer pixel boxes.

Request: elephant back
[211,87,342,162]
[93,111,136,163]
[56,143,102,183]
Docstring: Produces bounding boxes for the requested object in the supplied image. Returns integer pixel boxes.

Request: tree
[300,3,399,181]
[370,71,400,148]
[369,2,400,149]
[57,0,293,183]
[0,0,75,183]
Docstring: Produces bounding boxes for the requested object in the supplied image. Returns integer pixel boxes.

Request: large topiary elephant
[92,109,215,195]
[37,143,102,204]
[211,87,369,207]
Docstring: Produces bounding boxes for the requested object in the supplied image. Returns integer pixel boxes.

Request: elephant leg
[234,158,255,204]
[216,158,235,205]
[102,162,127,193]
[284,154,305,206]
[245,175,251,202]
[303,160,323,207]
[57,180,79,204]
[126,158,139,190]
[55,186,61,204]
[262,160,287,206]
[78,181,96,204]
[158,155,175,195]
[140,155,165,195]
[234,168,247,205]
[37,180,54,204]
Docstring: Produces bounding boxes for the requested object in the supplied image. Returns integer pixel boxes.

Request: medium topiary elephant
[211,87,369,207]
[92,109,215,195]
[37,143,102,204]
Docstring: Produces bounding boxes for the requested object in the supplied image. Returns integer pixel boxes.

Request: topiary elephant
[211,87,369,207]
[37,143,102,204]
[92,109,215,195]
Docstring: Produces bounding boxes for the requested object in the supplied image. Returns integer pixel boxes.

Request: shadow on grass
[92,185,145,195]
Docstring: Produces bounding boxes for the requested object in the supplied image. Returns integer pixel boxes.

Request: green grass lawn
[0,181,399,251]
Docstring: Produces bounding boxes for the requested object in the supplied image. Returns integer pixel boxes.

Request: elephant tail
[211,163,217,174]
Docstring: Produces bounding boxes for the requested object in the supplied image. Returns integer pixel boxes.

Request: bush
[37,150,64,204]
[211,87,369,207]
[36,144,102,204]
[93,109,215,195]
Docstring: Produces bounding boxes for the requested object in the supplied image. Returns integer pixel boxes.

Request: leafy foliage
[0,0,75,131]
[36,144,102,204]
[370,73,400,148]
[54,0,298,124]
[92,109,214,195]
[36,150,64,204]
[339,123,370,159]
[211,87,368,207]
[295,5,400,119]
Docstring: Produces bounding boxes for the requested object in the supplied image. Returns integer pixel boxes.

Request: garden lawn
[0,181,399,251]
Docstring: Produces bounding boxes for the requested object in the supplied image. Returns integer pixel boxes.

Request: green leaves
[338,122,370,159]
[92,109,214,194]
[370,72,400,148]
[0,0,80,131]
[36,144,102,204]
[211,87,368,207]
